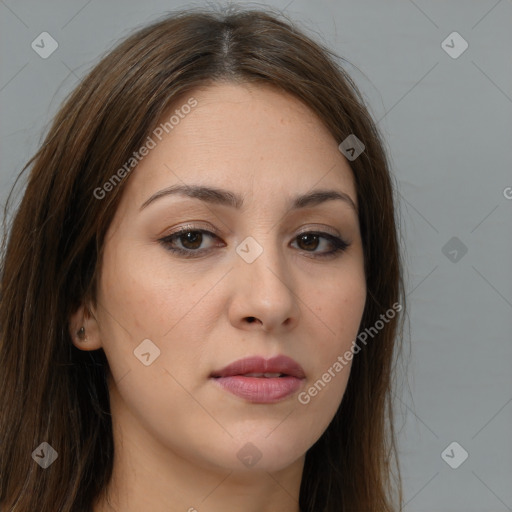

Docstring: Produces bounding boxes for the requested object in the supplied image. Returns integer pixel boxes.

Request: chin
[214,429,311,473]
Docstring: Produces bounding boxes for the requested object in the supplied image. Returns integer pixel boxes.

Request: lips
[210,355,306,379]
[210,355,305,403]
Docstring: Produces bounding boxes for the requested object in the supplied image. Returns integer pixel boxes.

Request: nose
[227,238,301,333]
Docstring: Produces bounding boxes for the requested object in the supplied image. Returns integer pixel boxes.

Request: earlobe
[69,305,102,351]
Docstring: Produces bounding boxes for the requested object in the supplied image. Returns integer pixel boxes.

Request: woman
[0,6,405,511]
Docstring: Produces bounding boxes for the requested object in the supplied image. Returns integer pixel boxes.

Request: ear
[69,303,102,351]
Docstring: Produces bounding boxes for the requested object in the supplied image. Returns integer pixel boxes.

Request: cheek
[96,245,214,436]
[312,266,366,347]
[96,241,219,388]
[98,240,197,338]
[299,268,366,413]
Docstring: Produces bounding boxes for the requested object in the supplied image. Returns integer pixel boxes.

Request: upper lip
[210,355,306,379]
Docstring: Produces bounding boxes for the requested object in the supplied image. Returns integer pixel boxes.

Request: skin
[70,82,366,512]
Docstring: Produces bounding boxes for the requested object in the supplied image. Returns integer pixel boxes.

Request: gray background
[1,1,511,510]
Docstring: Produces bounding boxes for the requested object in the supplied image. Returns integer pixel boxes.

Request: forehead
[119,82,357,213]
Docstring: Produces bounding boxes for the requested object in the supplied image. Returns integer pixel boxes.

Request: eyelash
[158,226,350,259]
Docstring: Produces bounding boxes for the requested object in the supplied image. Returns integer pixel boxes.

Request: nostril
[246,317,256,323]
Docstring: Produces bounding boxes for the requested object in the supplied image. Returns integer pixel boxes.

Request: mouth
[209,355,306,403]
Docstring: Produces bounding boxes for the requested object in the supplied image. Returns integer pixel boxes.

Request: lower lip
[211,376,304,403]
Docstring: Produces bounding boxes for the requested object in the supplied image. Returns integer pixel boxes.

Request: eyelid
[295,224,341,239]
[163,222,342,242]
[161,222,220,238]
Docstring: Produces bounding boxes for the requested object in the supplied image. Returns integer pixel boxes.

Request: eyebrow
[139,184,358,214]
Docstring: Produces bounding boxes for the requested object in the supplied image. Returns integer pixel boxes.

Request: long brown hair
[0,6,406,511]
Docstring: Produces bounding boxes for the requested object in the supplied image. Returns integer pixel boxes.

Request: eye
[158,227,350,259]
[159,227,222,258]
[292,232,349,258]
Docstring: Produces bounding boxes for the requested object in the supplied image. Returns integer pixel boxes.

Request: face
[74,82,366,475]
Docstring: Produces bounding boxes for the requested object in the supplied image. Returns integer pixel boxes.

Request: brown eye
[297,233,320,251]
[159,227,349,259]
[159,228,220,257]
[179,231,203,250]
[291,231,350,258]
